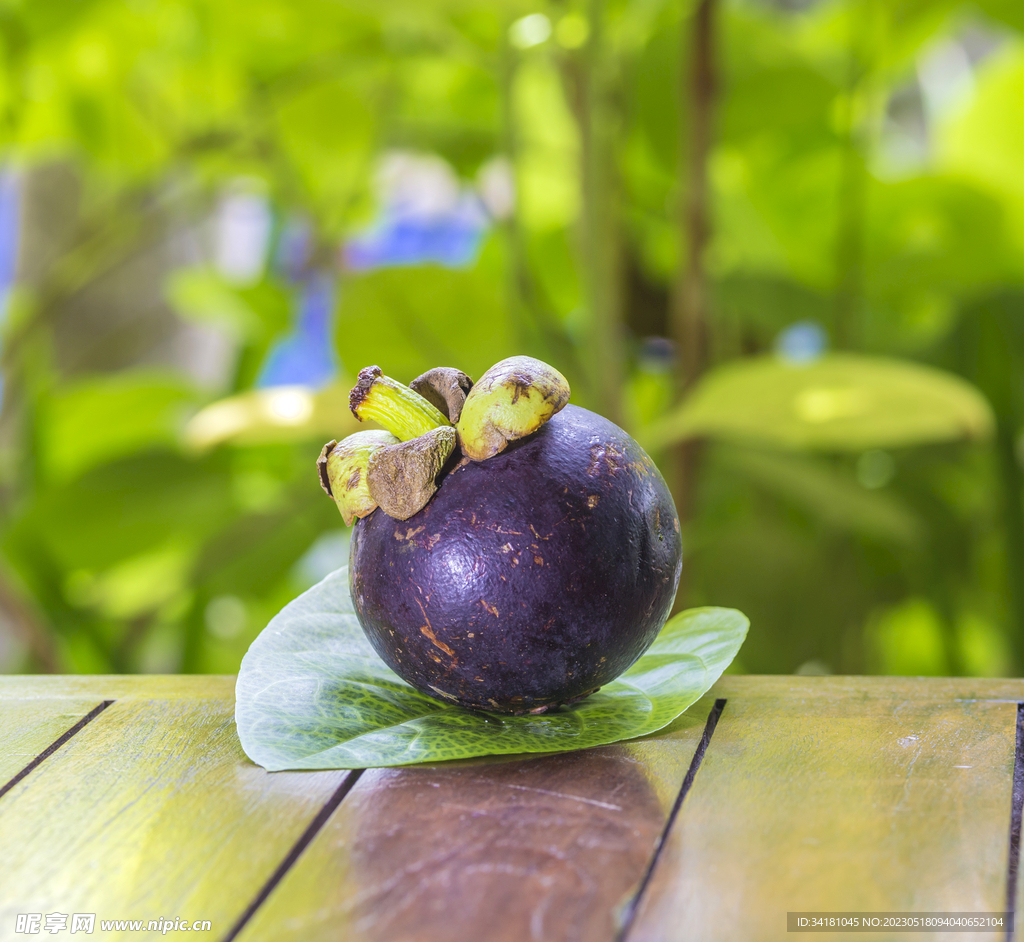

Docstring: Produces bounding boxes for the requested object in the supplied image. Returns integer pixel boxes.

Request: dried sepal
[317,441,337,497]
[409,367,474,423]
[367,426,457,521]
[319,430,399,525]
[456,356,570,461]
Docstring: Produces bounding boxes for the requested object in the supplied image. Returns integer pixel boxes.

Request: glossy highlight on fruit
[346,403,682,714]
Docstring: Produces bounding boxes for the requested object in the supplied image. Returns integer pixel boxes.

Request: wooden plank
[0,698,105,785]
[0,674,236,701]
[10,673,1022,702]
[711,675,1024,703]
[234,700,718,942]
[0,692,351,939]
[627,676,1021,942]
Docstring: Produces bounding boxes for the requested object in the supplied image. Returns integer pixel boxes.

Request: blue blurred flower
[345,194,488,270]
[274,217,312,283]
[0,173,20,410]
[638,336,676,374]
[256,153,508,389]
[775,320,827,364]
[0,174,18,297]
[215,186,272,286]
[256,271,338,389]
[344,152,491,271]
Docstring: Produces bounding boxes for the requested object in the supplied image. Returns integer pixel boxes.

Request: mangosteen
[319,356,682,715]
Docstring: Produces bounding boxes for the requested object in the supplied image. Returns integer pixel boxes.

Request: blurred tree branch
[578,0,625,426]
[0,568,59,672]
[833,46,867,349]
[500,31,590,391]
[672,0,715,395]
[671,0,716,604]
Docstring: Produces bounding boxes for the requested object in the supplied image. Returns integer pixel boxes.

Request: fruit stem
[349,366,450,441]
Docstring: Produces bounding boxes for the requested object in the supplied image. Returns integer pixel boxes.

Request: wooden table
[0,675,1021,942]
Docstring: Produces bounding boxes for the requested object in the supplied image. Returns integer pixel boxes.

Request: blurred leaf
[714,274,832,344]
[235,566,748,770]
[721,446,922,546]
[709,141,844,289]
[165,268,266,342]
[195,494,329,598]
[863,176,1024,351]
[722,63,839,144]
[40,372,196,484]
[625,368,675,430]
[184,382,359,450]
[513,58,580,233]
[393,56,499,170]
[936,40,1024,254]
[11,452,235,573]
[65,542,194,620]
[865,597,949,675]
[977,0,1024,32]
[643,354,994,452]
[957,610,1012,677]
[525,228,582,319]
[274,76,376,232]
[626,24,679,175]
[335,242,513,382]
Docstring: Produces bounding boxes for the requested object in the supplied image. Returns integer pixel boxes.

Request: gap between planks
[222,700,726,942]
[223,770,365,942]
[8,685,1018,941]
[1005,702,1024,942]
[617,697,727,942]
[0,700,114,801]
[0,693,726,942]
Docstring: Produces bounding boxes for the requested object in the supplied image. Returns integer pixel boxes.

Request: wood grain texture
[2,675,1021,942]
[627,676,1023,942]
[235,701,718,942]
[0,674,236,701]
[0,698,103,784]
[0,692,350,940]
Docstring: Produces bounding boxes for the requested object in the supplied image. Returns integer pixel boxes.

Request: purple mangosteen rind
[347,404,682,715]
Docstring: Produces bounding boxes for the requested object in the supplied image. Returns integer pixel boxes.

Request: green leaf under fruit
[641,354,994,452]
[235,567,748,770]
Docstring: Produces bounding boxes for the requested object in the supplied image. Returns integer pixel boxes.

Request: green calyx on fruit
[349,365,450,441]
[457,356,570,461]
[318,430,399,525]
[325,357,570,523]
[367,426,457,520]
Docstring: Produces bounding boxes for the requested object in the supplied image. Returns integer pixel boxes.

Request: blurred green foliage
[0,0,1023,679]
